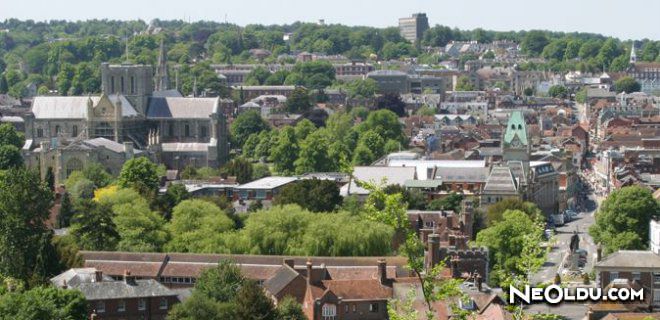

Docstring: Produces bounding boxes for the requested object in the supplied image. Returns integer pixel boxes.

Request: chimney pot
[306,260,313,286]
[377,259,387,284]
[94,270,103,282]
[283,259,295,268]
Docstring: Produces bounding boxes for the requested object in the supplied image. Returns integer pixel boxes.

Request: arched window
[518,124,522,130]
[322,304,336,320]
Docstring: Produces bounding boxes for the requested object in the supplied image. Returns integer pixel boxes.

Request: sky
[1,0,658,40]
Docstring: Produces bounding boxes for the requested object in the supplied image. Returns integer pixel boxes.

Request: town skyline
[2,0,659,40]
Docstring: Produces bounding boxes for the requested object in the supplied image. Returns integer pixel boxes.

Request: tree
[168,293,236,320]
[221,157,254,184]
[81,162,113,188]
[426,193,464,212]
[521,31,549,56]
[117,157,160,197]
[0,286,87,319]
[455,75,475,91]
[69,178,96,200]
[98,188,169,252]
[274,179,342,212]
[56,192,74,228]
[195,260,245,303]
[357,130,385,159]
[166,199,234,253]
[476,210,545,286]
[69,200,119,251]
[285,87,312,114]
[230,110,270,147]
[345,78,377,98]
[523,87,534,96]
[359,109,406,144]
[0,145,23,169]
[0,123,24,148]
[548,85,568,98]
[244,66,271,85]
[275,296,306,320]
[614,76,641,93]
[294,130,334,174]
[352,144,376,165]
[375,93,406,117]
[156,183,190,219]
[485,198,544,226]
[44,167,55,191]
[271,127,299,175]
[0,168,54,283]
[589,186,659,254]
[234,280,277,320]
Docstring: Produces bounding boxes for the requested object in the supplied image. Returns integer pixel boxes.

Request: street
[525,183,602,319]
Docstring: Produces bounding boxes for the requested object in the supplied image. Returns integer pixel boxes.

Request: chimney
[94,270,103,282]
[306,260,313,286]
[596,244,602,262]
[377,259,387,284]
[283,258,295,269]
[428,233,440,269]
[62,279,67,289]
[448,234,456,247]
[123,270,135,285]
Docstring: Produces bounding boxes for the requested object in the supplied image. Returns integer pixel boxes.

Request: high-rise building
[398,13,430,43]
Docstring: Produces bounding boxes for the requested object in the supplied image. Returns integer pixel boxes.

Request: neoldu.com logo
[509,285,644,304]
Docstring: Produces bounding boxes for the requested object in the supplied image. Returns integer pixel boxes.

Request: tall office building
[398,13,430,43]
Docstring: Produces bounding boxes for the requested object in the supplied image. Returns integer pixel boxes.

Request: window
[654,289,660,306]
[159,298,168,310]
[96,301,105,313]
[609,272,619,283]
[168,123,174,137]
[184,124,190,137]
[654,273,660,285]
[632,272,641,281]
[201,126,208,138]
[352,304,356,312]
[130,76,135,94]
[344,304,348,313]
[321,304,336,320]
[138,299,146,311]
[117,300,126,312]
[37,128,43,138]
[72,125,78,137]
[120,76,125,93]
[111,76,115,93]
[369,303,379,312]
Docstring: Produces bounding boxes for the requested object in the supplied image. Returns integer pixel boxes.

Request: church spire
[630,41,637,64]
[154,38,169,91]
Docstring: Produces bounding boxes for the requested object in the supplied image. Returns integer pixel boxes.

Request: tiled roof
[595,250,660,270]
[31,94,138,119]
[264,265,300,296]
[76,279,177,300]
[319,279,393,301]
[483,166,518,194]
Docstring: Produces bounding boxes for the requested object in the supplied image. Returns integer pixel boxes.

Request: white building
[652,219,660,255]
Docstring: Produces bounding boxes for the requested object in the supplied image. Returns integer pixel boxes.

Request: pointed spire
[630,41,637,64]
[155,38,169,91]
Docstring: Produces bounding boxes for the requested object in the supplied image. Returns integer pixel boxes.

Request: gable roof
[483,166,518,194]
[595,250,660,270]
[264,265,301,296]
[31,94,139,119]
[75,279,177,300]
[146,97,219,119]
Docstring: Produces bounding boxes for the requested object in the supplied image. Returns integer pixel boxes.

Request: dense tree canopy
[231,110,270,148]
[590,186,659,254]
[273,179,342,212]
[614,76,641,94]
[117,157,160,197]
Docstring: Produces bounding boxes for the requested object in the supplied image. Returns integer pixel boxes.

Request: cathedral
[22,43,231,184]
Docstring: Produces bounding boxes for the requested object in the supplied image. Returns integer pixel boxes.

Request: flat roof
[234,176,298,190]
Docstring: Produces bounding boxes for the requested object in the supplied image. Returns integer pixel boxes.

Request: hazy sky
[1,0,658,40]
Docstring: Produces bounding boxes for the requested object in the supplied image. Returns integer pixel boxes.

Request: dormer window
[322,304,337,320]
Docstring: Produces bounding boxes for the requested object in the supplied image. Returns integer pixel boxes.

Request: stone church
[22,44,231,184]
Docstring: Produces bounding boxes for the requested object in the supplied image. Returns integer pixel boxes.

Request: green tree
[275,296,306,320]
[476,210,545,286]
[294,130,334,174]
[168,293,235,320]
[99,188,169,252]
[285,87,312,114]
[614,76,641,93]
[69,199,119,251]
[271,127,299,175]
[359,109,406,144]
[0,123,24,148]
[485,198,544,226]
[589,186,659,254]
[166,199,234,253]
[221,157,254,184]
[0,168,54,281]
[0,286,87,320]
[357,130,385,159]
[44,167,55,191]
[117,157,160,197]
[344,78,377,98]
[0,145,23,169]
[244,66,271,85]
[273,179,342,212]
[156,183,190,219]
[455,75,475,91]
[234,280,277,320]
[426,193,464,212]
[375,93,406,117]
[548,85,568,98]
[195,260,245,303]
[521,31,549,56]
[56,192,74,228]
[81,162,113,188]
[230,110,270,147]
[352,143,376,165]
[69,178,96,200]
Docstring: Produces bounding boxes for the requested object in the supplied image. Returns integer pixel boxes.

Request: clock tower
[502,110,531,163]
